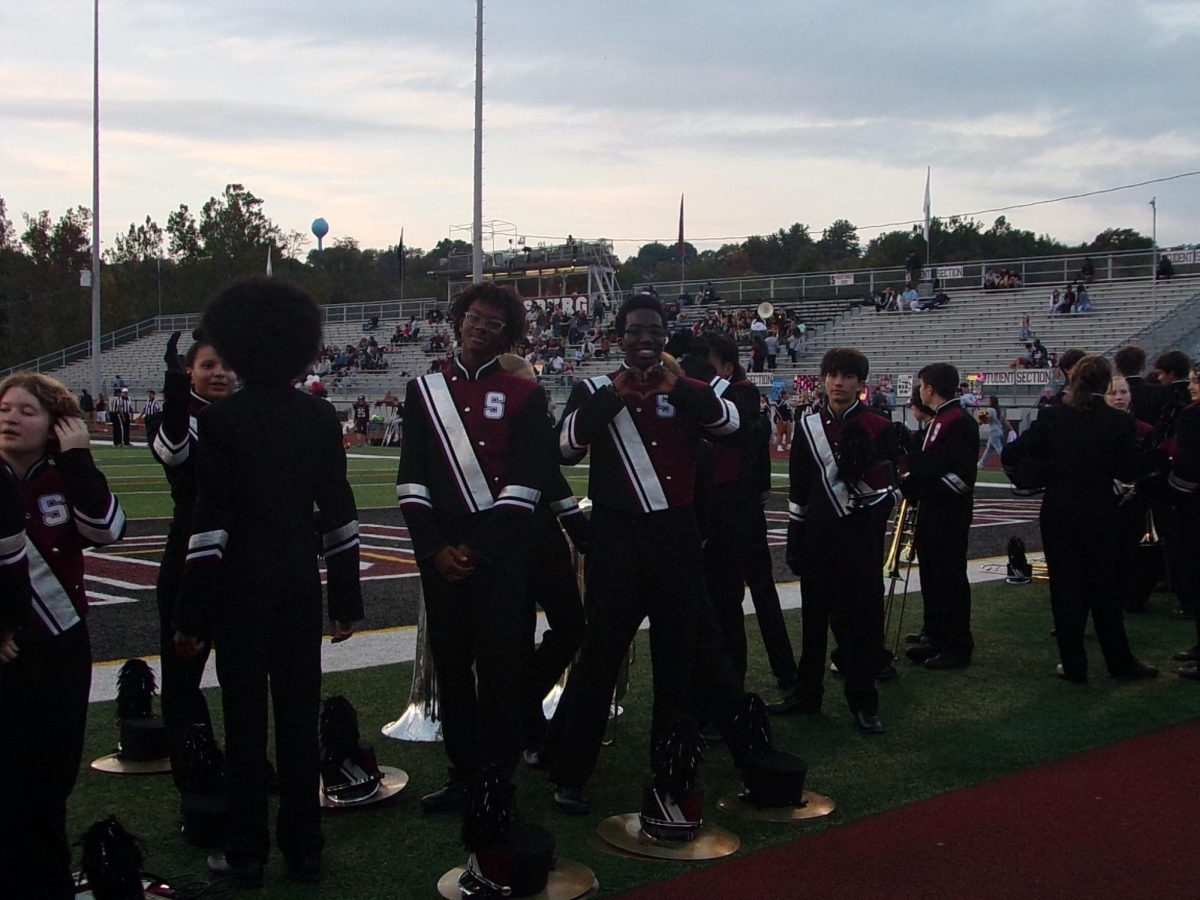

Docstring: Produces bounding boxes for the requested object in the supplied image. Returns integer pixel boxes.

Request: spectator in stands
[1032,339,1049,368]
[590,294,605,328]
[112,374,126,394]
[702,281,720,303]
[924,288,950,310]
[79,388,95,424]
[1075,285,1092,312]
[1047,288,1060,314]
[428,306,445,325]
[765,331,779,370]
[905,250,922,285]
[1019,314,1032,341]
[1156,256,1174,280]
[1080,257,1096,283]
[749,336,766,373]
[1011,343,1036,369]
[900,284,920,311]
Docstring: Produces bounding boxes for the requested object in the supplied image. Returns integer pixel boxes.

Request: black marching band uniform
[150,360,217,782]
[1001,401,1146,680]
[0,446,126,898]
[549,368,740,793]
[904,398,979,665]
[521,469,588,752]
[175,383,363,870]
[397,356,554,786]
[704,375,796,688]
[1169,399,1200,668]
[787,399,899,721]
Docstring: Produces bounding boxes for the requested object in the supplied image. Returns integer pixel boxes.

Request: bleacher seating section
[33,275,1200,413]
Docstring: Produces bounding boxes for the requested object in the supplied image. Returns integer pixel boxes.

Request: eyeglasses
[462,311,507,333]
[623,326,667,340]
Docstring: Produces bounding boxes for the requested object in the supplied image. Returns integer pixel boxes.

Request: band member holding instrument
[772,349,900,734]
[702,333,797,690]
[903,363,979,670]
[397,285,553,814]
[1002,356,1157,684]
[548,293,740,814]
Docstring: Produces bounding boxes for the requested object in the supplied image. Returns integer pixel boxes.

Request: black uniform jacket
[903,398,978,509]
[0,466,30,632]
[396,356,553,563]
[787,401,900,559]
[175,384,363,637]
[557,368,740,513]
[1002,402,1137,514]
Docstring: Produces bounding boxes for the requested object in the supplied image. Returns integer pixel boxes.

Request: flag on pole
[677,194,685,261]
[398,228,405,280]
[266,245,273,277]
[922,167,931,248]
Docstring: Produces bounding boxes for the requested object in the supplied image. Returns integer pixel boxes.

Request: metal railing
[636,246,1198,305]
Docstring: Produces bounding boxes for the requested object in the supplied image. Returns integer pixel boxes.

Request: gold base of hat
[77,877,167,899]
[437,857,597,899]
[594,813,739,861]
[320,765,409,810]
[716,790,836,822]
[89,753,171,775]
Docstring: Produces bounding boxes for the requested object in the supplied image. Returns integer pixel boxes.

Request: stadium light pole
[1150,196,1157,303]
[471,0,484,285]
[90,0,102,398]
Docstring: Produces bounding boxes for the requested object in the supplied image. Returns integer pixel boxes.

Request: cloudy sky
[2,0,1198,259]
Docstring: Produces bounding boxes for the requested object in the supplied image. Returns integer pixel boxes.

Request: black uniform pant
[215,593,323,866]
[421,551,526,781]
[1117,499,1159,612]
[1041,504,1138,679]
[1169,496,1200,647]
[550,505,704,790]
[704,486,796,687]
[0,622,91,900]
[521,523,585,747]
[796,509,890,714]
[112,411,131,446]
[915,501,974,658]
[157,547,214,787]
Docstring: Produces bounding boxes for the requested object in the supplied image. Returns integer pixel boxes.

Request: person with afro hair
[173,277,363,887]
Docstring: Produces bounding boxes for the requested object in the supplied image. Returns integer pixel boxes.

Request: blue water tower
[312,217,329,251]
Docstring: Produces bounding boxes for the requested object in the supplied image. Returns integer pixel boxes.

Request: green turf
[70,580,1196,897]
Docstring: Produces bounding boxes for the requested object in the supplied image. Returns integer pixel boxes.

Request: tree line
[0,184,1154,367]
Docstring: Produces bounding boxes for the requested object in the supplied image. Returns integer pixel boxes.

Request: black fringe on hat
[115,659,156,721]
[461,767,515,853]
[319,695,361,768]
[77,816,145,900]
[651,716,704,797]
[730,693,773,765]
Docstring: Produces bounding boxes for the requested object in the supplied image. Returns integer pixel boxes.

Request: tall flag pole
[471,0,484,285]
[678,193,685,286]
[922,166,932,267]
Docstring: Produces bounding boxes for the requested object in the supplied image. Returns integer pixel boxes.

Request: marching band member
[702,333,797,689]
[903,363,979,670]
[396,285,553,812]
[1150,349,1196,619]
[1002,355,1157,684]
[548,293,740,814]
[0,373,126,899]
[494,354,589,763]
[1170,364,1200,678]
[150,330,236,793]
[0,466,29,660]
[771,349,899,734]
[1104,374,1159,614]
[175,279,362,886]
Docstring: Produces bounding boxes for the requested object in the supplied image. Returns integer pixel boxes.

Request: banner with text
[974,370,1053,386]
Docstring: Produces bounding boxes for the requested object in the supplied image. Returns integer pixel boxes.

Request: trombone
[883,498,919,656]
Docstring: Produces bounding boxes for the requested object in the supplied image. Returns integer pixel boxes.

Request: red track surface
[624,720,1199,899]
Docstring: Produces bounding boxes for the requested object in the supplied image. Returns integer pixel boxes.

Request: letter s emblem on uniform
[656,395,676,418]
[39,494,70,527]
[484,392,506,420]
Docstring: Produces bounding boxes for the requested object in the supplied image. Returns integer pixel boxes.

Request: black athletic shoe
[905,645,939,664]
[766,691,822,716]
[1172,647,1199,663]
[924,653,971,671]
[1110,662,1158,680]
[420,781,469,814]
[904,630,929,645]
[1177,664,1200,681]
[854,711,884,735]
[1054,664,1087,684]
[552,786,591,816]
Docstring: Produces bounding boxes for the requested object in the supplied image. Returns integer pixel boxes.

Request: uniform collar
[453,355,500,381]
[824,399,860,421]
[935,397,961,415]
[189,389,211,409]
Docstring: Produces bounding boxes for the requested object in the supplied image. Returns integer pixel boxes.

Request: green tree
[0,198,14,250]
[817,219,861,266]
[1089,228,1152,252]
[107,216,164,264]
[166,204,201,261]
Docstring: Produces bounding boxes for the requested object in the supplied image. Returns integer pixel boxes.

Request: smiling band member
[396,284,554,813]
[547,293,740,814]
[773,348,899,735]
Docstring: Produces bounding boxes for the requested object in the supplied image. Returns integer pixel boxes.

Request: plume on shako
[116,659,156,721]
[178,722,224,793]
[77,816,145,900]
[651,715,704,797]
[461,767,515,854]
[730,692,773,766]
